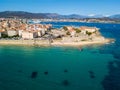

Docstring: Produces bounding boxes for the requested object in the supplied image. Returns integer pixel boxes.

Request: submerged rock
[62,80,70,86]
[31,71,38,79]
[88,70,94,74]
[64,69,68,73]
[90,74,96,79]
[44,71,48,75]
[102,61,120,90]
[88,70,96,79]
[108,61,114,65]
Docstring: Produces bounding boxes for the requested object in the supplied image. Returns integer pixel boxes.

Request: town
[0,18,112,46]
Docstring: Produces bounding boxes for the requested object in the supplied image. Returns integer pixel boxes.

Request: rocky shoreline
[0,38,114,47]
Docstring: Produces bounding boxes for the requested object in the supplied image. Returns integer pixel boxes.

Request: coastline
[0,38,114,47]
[40,19,120,24]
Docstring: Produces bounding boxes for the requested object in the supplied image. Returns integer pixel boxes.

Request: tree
[63,26,68,31]
[66,31,70,35]
[86,31,92,36]
[74,28,81,33]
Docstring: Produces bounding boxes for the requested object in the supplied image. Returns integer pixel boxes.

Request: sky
[0,0,120,15]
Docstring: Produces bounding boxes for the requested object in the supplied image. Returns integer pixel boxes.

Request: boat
[28,20,41,24]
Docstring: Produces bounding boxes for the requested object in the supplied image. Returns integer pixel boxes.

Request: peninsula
[0,18,114,46]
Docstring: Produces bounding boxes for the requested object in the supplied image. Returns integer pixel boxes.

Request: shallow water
[0,22,120,90]
[0,46,115,90]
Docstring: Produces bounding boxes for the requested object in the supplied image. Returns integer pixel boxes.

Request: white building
[18,30,23,37]
[80,26,99,34]
[7,30,18,36]
[22,31,38,39]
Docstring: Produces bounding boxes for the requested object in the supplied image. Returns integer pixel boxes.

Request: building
[0,19,53,39]
[68,29,76,37]
[0,29,6,38]
[51,29,66,38]
[22,30,38,39]
[18,30,23,37]
[66,26,74,30]
[80,26,99,34]
[7,30,18,36]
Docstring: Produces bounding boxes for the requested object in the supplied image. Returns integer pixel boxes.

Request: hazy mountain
[109,14,120,19]
[0,11,88,19]
[0,11,119,20]
[62,14,88,19]
[45,14,88,19]
[45,13,60,18]
[0,11,47,19]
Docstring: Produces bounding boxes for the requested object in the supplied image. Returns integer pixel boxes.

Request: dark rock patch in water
[108,61,114,65]
[44,71,48,75]
[64,69,68,73]
[113,54,120,60]
[102,60,120,90]
[62,80,70,86]
[112,47,120,60]
[90,74,96,79]
[31,71,38,79]
[88,70,94,74]
[114,61,120,67]
[88,70,96,79]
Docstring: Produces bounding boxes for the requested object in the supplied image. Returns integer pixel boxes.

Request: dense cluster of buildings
[0,18,103,43]
[40,18,116,23]
[0,18,52,39]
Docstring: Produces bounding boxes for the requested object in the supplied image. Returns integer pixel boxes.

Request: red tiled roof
[80,26,98,30]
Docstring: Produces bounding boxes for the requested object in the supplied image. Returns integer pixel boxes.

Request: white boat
[28,20,41,24]
[32,20,41,24]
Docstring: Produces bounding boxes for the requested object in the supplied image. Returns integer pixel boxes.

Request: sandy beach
[0,38,114,47]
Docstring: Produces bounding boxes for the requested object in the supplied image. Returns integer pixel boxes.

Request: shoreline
[0,38,114,47]
[41,20,120,24]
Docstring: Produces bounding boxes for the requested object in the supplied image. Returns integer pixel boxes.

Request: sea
[0,22,120,90]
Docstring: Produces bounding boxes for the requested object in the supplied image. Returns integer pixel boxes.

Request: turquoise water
[0,22,120,90]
